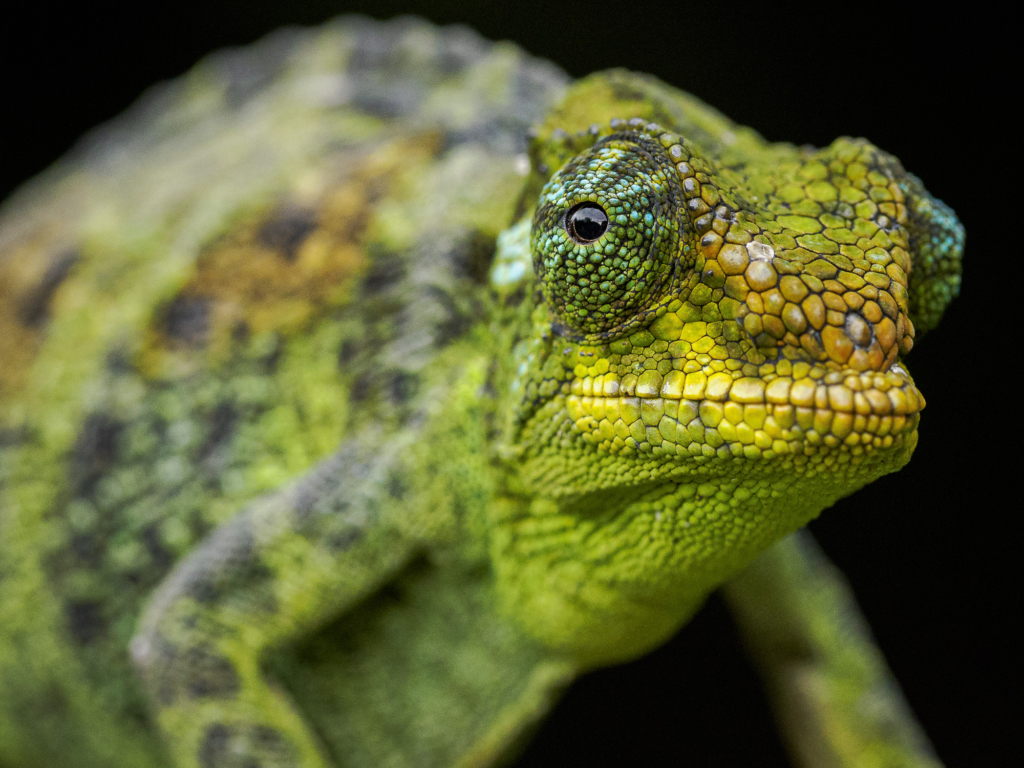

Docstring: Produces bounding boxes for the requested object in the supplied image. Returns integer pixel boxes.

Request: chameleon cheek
[531,135,682,339]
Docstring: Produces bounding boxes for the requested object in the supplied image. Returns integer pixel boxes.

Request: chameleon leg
[722,530,943,768]
[131,436,422,768]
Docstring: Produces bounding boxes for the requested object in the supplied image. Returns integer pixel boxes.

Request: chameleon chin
[0,15,960,768]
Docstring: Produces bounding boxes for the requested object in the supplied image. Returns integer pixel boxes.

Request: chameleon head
[497,112,961,663]
[516,117,962,490]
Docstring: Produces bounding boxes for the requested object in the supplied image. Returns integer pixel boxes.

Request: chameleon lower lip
[566,367,922,457]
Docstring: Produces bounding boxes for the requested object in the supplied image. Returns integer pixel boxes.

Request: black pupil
[568,203,609,242]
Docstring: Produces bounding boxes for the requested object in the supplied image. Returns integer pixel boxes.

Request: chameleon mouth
[564,363,922,458]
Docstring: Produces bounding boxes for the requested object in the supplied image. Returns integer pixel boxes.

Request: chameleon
[0,15,963,768]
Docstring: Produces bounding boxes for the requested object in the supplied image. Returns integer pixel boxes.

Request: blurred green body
[0,16,959,768]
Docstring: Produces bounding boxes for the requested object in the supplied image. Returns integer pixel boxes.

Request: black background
[0,3,1012,766]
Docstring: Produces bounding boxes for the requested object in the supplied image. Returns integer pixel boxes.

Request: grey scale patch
[164,296,211,347]
[184,646,242,700]
[144,638,185,707]
[198,722,295,768]
[207,28,303,109]
[198,723,231,768]
[435,27,487,74]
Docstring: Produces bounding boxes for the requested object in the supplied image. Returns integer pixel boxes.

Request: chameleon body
[0,16,961,768]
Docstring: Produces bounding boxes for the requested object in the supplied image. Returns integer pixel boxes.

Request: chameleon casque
[0,15,962,768]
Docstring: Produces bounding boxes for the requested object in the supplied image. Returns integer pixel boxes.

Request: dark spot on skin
[18,249,78,326]
[427,286,473,347]
[294,487,340,519]
[142,525,174,571]
[449,231,496,284]
[260,334,283,373]
[550,321,573,339]
[183,522,276,612]
[199,402,237,466]
[0,426,27,449]
[195,558,276,608]
[232,320,251,343]
[375,580,409,609]
[450,496,468,522]
[69,533,103,568]
[337,338,360,367]
[186,573,221,604]
[361,250,405,295]
[105,349,133,374]
[349,372,373,403]
[164,296,210,347]
[437,48,470,75]
[198,720,293,767]
[501,282,528,309]
[608,81,649,105]
[388,371,419,404]
[65,600,105,645]
[185,646,241,699]
[43,682,70,715]
[385,469,407,500]
[352,86,424,120]
[327,528,364,553]
[182,524,256,604]
[199,723,232,768]
[257,207,317,261]
[362,177,388,208]
[69,413,123,498]
[252,725,289,755]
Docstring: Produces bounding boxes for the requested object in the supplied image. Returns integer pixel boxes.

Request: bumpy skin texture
[0,16,961,768]
[490,74,960,671]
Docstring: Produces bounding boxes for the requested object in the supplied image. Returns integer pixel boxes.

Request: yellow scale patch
[566,365,923,458]
[138,133,443,379]
[0,230,75,405]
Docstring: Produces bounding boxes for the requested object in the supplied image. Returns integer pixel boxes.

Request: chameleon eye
[531,133,682,339]
[566,203,609,243]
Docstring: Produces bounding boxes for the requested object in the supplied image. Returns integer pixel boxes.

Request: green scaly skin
[0,16,961,768]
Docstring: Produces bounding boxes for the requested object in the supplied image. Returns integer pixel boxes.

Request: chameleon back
[0,17,569,768]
